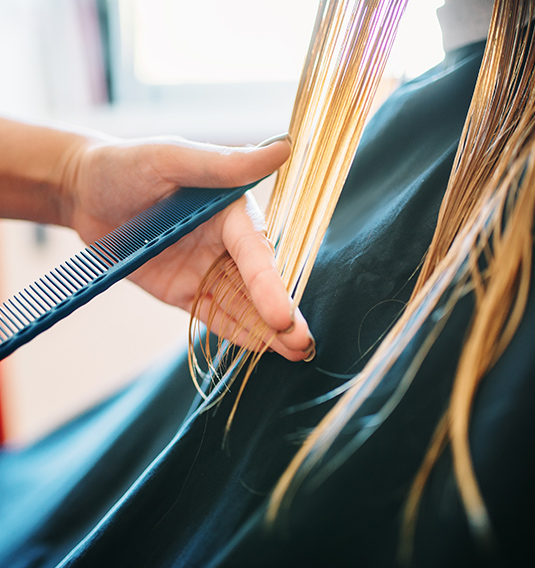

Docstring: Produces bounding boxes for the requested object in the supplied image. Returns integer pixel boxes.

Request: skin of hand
[59,133,314,361]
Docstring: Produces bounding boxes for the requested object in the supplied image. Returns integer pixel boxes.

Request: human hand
[60,133,314,361]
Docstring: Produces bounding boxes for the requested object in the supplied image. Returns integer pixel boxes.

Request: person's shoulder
[402,39,486,93]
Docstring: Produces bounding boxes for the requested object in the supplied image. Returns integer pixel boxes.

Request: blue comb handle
[0,181,259,360]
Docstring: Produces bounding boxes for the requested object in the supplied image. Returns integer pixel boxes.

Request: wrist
[56,136,92,229]
[0,117,103,227]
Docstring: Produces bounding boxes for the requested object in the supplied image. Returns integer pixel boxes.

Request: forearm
[0,117,90,226]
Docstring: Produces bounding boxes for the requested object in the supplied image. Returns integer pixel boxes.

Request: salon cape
[1,40,533,567]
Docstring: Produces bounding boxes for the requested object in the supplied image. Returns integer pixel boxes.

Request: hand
[61,133,314,361]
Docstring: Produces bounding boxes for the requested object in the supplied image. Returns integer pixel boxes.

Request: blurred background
[0,0,445,445]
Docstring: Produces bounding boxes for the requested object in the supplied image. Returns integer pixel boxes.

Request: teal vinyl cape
[1,40,534,567]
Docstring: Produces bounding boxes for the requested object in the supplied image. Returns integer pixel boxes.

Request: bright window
[122,0,445,91]
[129,0,318,85]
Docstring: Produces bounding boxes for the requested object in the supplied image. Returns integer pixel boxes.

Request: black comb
[0,181,259,360]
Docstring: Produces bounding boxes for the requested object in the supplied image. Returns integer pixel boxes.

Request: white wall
[0,0,444,444]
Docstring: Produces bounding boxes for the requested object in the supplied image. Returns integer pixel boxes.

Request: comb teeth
[0,246,112,340]
[0,181,259,359]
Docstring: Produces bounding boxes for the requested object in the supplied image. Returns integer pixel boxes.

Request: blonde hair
[190,0,535,555]
[189,0,410,434]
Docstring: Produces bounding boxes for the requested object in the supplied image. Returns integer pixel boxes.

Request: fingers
[193,287,314,362]
[218,194,314,359]
[221,195,289,327]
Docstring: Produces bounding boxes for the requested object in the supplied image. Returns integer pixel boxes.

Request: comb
[0,181,259,360]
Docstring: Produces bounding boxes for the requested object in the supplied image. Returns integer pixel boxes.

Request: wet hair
[189,0,535,555]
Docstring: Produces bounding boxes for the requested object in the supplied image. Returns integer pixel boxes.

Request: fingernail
[303,336,315,352]
[280,310,295,334]
[281,321,295,334]
[303,346,316,363]
[302,336,316,362]
[256,132,292,148]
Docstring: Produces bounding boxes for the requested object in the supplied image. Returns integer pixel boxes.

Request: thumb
[155,133,292,189]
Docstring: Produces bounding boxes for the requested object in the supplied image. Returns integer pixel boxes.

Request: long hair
[190,0,535,554]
